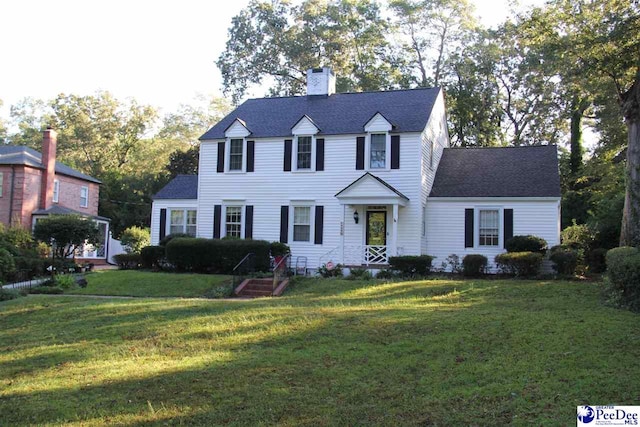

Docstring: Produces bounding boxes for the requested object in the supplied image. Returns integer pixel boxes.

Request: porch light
[353,210,359,224]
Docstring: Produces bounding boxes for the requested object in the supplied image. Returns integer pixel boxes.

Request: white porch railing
[340,245,390,266]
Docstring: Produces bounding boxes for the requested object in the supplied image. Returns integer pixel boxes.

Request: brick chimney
[40,127,57,209]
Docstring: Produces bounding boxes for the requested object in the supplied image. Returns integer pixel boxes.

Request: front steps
[234,278,290,298]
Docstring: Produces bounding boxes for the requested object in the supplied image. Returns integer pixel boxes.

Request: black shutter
[356,136,365,170]
[217,142,225,173]
[504,209,513,248]
[213,205,221,239]
[465,208,474,248]
[284,139,292,171]
[314,206,324,245]
[280,206,289,243]
[316,138,324,171]
[246,140,255,172]
[159,209,166,241]
[245,205,254,239]
[391,135,400,169]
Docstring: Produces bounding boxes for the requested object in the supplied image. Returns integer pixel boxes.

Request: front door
[366,211,387,263]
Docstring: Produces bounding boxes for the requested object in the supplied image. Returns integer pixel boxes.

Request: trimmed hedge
[159,233,192,247]
[495,251,543,277]
[505,235,548,255]
[113,253,142,270]
[549,245,579,276]
[388,255,434,276]
[605,247,640,311]
[462,254,488,277]
[141,245,165,270]
[165,238,270,273]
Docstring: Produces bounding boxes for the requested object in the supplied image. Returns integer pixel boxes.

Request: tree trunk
[619,70,640,247]
[569,97,589,176]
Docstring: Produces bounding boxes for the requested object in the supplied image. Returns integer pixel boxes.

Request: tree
[218,0,401,102]
[390,0,477,87]
[166,146,199,177]
[33,215,99,259]
[119,226,151,254]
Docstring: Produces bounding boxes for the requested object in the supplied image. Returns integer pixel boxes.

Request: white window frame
[289,202,315,243]
[226,138,246,173]
[53,179,59,203]
[366,132,390,170]
[477,208,501,247]
[80,186,89,208]
[168,208,197,236]
[224,205,243,239]
[294,135,315,171]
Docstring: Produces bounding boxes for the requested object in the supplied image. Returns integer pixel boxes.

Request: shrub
[495,252,543,277]
[55,274,77,290]
[269,242,291,257]
[140,245,165,269]
[159,233,192,247]
[317,263,344,278]
[113,253,142,270]
[0,248,16,282]
[561,221,594,250]
[347,267,372,280]
[120,226,151,254]
[505,235,548,255]
[375,269,394,280]
[29,286,64,294]
[165,238,270,274]
[0,288,23,301]
[445,254,461,273]
[587,248,608,274]
[388,255,434,277]
[604,247,640,311]
[462,254,488,277]
[549,245,579,276]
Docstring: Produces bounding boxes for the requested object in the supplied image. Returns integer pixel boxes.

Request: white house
[151,67,561,272]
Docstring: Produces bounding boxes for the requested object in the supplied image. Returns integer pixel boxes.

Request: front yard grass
[1,277,639,425]
[68,270,232,298]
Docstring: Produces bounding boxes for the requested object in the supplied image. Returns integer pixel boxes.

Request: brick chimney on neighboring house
[40,127,57,209]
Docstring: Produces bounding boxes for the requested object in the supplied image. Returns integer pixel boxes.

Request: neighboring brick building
[0,129,111,262]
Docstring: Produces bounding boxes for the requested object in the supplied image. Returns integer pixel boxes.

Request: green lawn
[68,270,232,298]
[1,277,639,426]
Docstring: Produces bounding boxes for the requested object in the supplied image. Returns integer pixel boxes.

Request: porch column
[340,204,345,264]
[391,204,399,258]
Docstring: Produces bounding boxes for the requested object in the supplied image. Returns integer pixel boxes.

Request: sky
[0,0,545,118]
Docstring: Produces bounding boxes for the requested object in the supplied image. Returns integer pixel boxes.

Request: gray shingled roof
[0,145,101,184]
[153,175,198,200]
[429,145,561,198]
[200,88,441,140]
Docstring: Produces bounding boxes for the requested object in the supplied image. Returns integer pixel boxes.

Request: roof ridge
[445,144,556,150]
[245,86,440,102]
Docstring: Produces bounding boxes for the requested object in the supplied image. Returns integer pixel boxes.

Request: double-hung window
[297,136,312,170]
[225,206,242,238]
[170,209,197,236]
[229,139,243,171]
[80,186,88,208]
[479,209,499,246]
[370,133,386,169]
[293,206,311,242]
[53,180,60,203]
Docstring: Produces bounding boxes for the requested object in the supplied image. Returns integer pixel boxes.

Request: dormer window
[370,134,386,169]
[229,139,243,171]
[297,136,312,170]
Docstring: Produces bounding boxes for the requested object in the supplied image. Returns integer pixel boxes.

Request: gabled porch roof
[335,173,409,206]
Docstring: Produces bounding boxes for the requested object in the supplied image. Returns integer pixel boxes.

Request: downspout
[8,165,15,226]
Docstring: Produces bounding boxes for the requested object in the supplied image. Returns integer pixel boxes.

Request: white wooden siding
[420,90,450,254]
[197,130,426,269]
[292,117,319,135]
[225,121,250,138]
[364,113,392,133]
[426,199,561,272]
[150,199,198,245]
